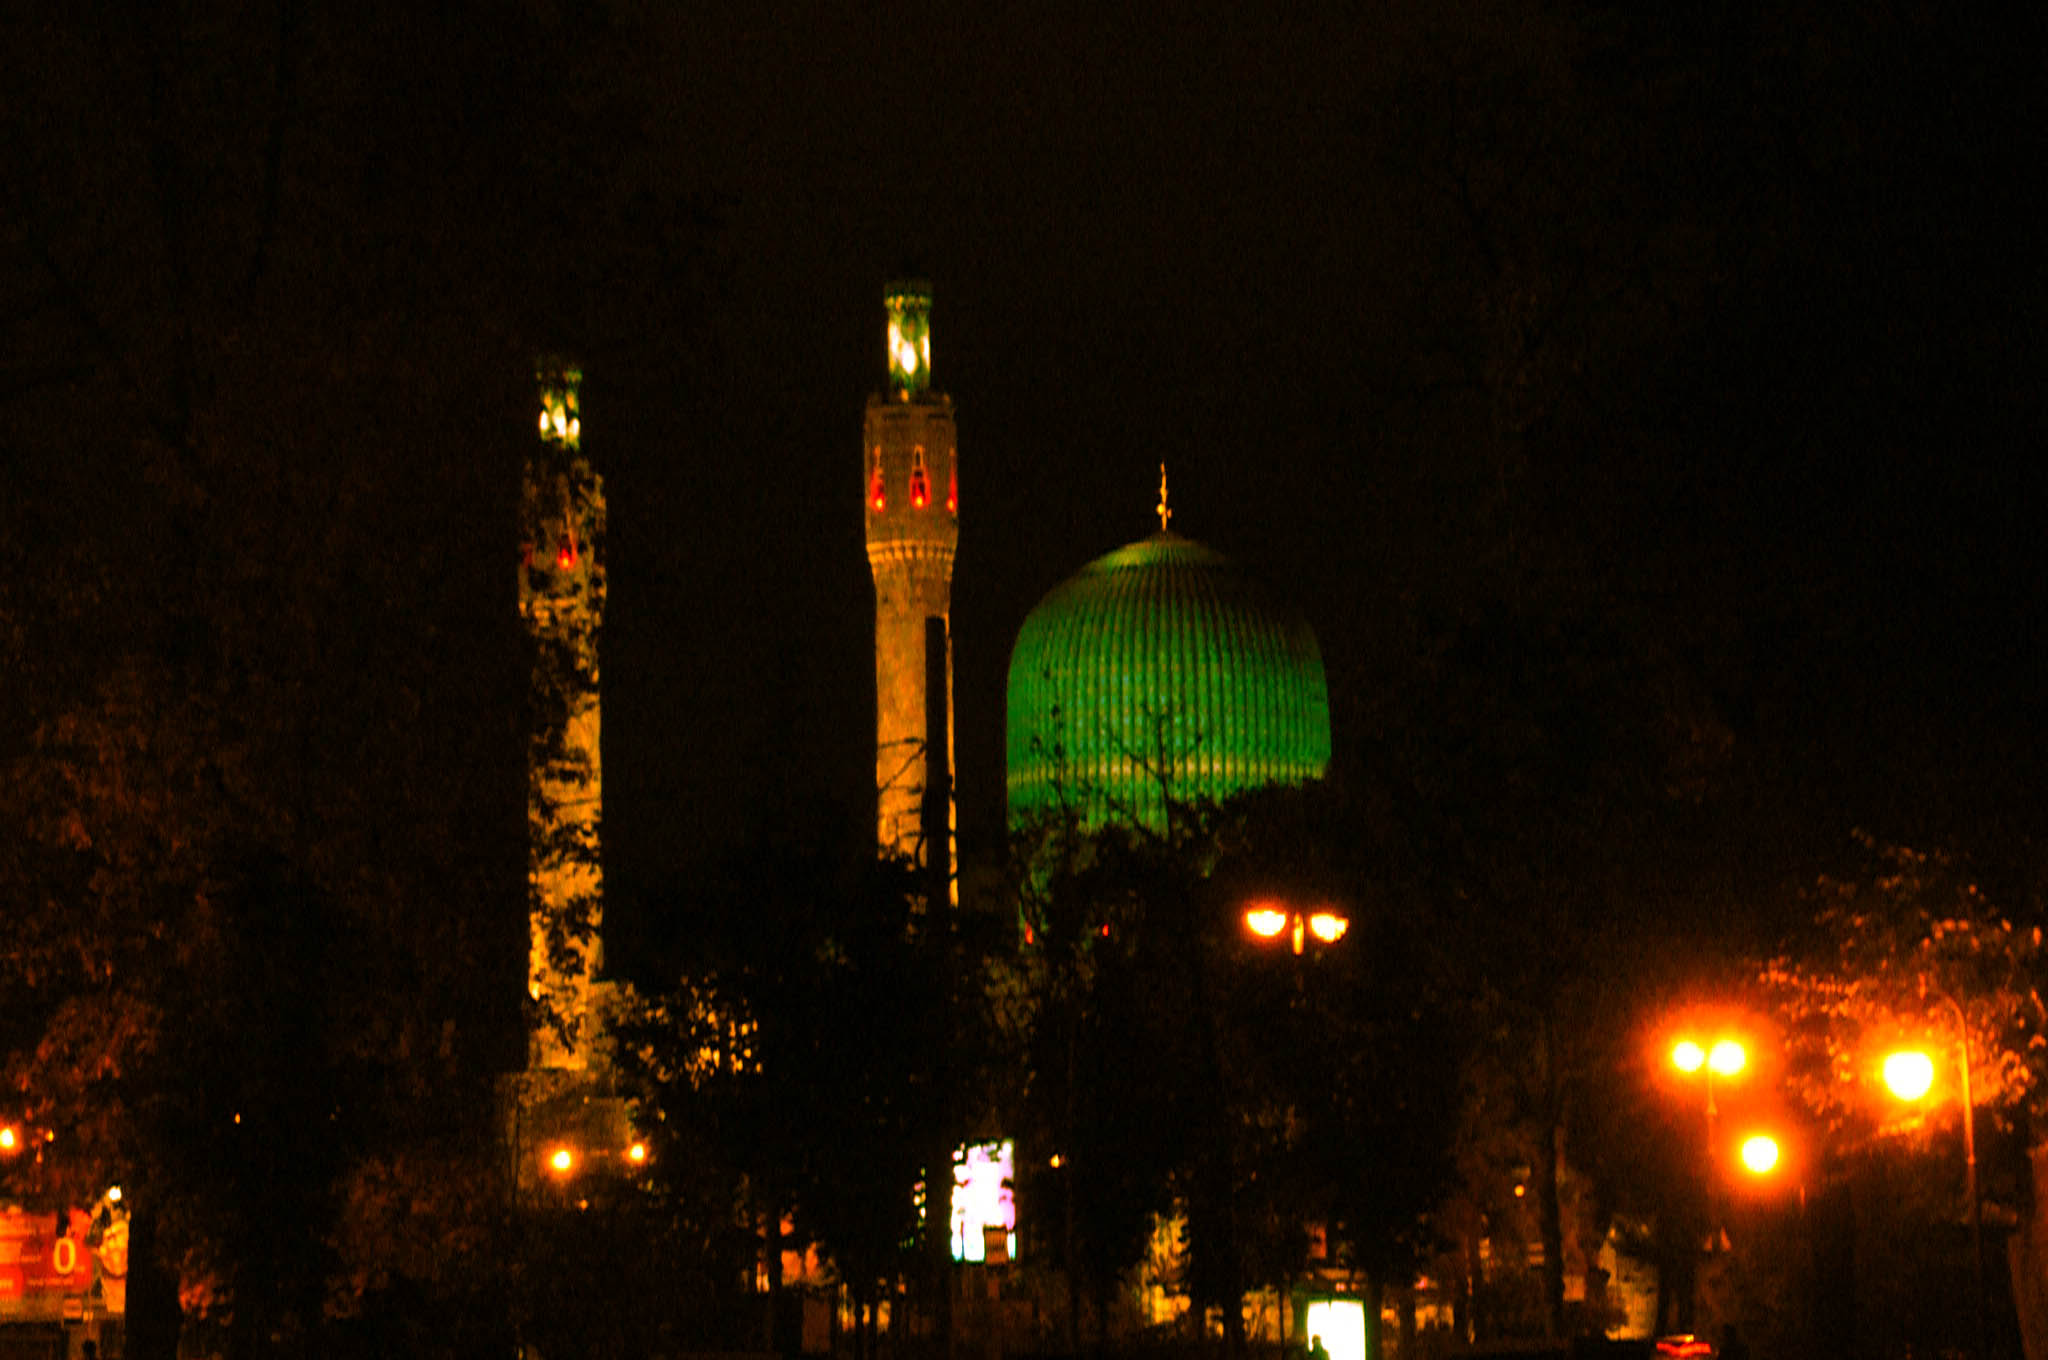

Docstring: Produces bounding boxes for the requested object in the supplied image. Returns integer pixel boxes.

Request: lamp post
[1671,1034,1749,1160]
[1665,1030,1749,1333]
[1240,898,1350,1355]
[1242,902,1349,957]
[1882,991,1986,1360]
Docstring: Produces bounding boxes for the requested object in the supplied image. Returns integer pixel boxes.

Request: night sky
[579,3,2042,909]
[599,6,1445,881]
[6,1,2040,933]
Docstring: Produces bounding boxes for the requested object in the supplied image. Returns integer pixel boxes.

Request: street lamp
[1737,1132,1781,1177]
[1663,1027,1754,1332]
[1882,992,1985,1359]
[1670,1033,1748,1155]
[1242,900,1349,956]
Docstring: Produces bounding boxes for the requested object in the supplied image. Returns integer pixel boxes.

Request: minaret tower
[865,280,958,878]
[521,359,607,1071]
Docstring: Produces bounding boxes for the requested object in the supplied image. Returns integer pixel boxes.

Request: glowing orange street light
[1244,909,1289,940]
[627,1141,649,1165]
[1671,1038,1747,1080]
[0,1125,17,1154]
[1670,1033,1748,1128]
[546,1145,575,1177]
[1243,901,1350,956]
[1738,1133,1781,1176]
[1884,995,1985,1360]
[1882,1049,1936,1102]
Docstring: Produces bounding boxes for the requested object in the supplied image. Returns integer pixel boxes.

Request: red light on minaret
[556,536,578,569]
[870,469,886,512]
[947,468,957,515]
[910,467,929,510]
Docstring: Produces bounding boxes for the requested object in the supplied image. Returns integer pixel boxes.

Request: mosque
[863,277,1333,874]
[507,276,1336,1250]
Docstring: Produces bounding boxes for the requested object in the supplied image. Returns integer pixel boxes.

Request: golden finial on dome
[1156,463,1173,533]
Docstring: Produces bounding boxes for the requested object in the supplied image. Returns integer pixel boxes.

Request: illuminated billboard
[1305,1297,1366,1360]
[950,1140,1015,1263]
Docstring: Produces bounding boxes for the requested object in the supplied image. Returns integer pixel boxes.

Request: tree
[1,2,707,1354]
[1761,834,2048,1360]
[617,827,998,1356]
[1003,777,1468,1357]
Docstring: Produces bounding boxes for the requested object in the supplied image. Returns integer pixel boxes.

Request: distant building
[1006,476,1332,832]
[521,359,607,1072]
[864,280,959,885]
[510,359,633,1199]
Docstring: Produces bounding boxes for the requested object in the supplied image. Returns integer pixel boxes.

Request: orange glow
[947,469,957,514]
[910,468,929,509]
[547,1146,575,1176]
[1739,1133,1781,1174]
[1673,1029,1748,1077]
[627,1142,649,1164]
[1308,911,1349,944]
[870,471,886,512]
[0,1126,16,1153]
[556,536,577,569]
[1244,908,1288,938]
[1884,1049,1936,1101]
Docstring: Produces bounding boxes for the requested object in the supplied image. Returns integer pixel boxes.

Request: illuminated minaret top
[521,359,607,1071]
[865,280,958,881]
[885,282,933,397]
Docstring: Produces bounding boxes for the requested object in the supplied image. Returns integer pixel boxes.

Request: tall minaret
[521,359,606,1071]
[865,280,958,880]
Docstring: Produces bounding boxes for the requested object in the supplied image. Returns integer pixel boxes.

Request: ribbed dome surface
[1006,533,1331,830]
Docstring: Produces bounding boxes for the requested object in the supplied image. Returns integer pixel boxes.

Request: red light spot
[1100,923,1110,938]
[947,469,957,514]
[555,536,577,569]
[910,467,929,509]
[870,470,886,512]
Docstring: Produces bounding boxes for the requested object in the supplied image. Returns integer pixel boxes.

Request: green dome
[1006,533,1331,830]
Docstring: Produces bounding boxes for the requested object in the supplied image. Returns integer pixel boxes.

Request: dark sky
[574,1,2042,909]
[597,6,1431,882]
[5,0,2039,927]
